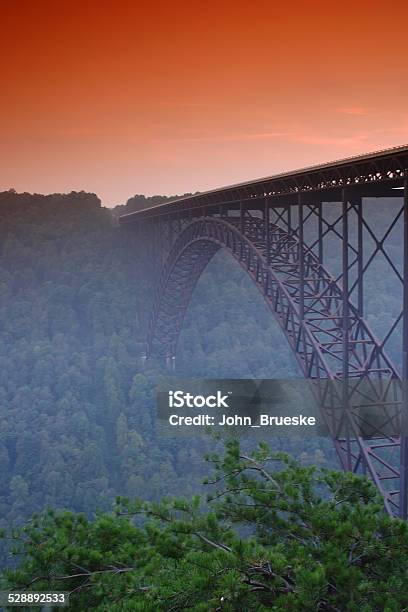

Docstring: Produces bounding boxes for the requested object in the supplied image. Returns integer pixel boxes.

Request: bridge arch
[147,215,402,515]
[148,216,396,377]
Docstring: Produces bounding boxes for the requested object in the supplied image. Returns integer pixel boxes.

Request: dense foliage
[0,190,316,534]
[2,439,408,611]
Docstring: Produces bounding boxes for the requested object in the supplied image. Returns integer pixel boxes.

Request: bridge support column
[355,196,364,317]
[317,202,323,265]
[287,206,292,234]
[168,216,173,250]
[342,189,352,471]
[240,202,244,259]
[401,177,408,519]
[297,195,305,354]
[165,355,176,371]
[264,197,270,264]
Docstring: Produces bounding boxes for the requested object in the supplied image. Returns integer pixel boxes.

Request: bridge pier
[166,355,176,371]
[355,195,364,317]
[401,177,408,519]
[264,197,270,264]
[342,189,352,471]
[298,193,305,322]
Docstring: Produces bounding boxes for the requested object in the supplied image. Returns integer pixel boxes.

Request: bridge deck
[119,144,408,223]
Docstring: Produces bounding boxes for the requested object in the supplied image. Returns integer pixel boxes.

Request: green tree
[2,440,408,611]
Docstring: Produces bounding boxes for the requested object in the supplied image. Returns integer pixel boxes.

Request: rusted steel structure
[120,145,408,518]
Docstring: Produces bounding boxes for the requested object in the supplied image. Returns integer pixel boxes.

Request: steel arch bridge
[120,145,408,518]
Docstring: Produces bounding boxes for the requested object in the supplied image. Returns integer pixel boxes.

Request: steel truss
[120,146,408,518]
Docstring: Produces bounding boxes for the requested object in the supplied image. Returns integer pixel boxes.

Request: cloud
[337,106,372,116]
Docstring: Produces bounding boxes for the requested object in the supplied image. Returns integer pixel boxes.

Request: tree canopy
[2,440,407,611]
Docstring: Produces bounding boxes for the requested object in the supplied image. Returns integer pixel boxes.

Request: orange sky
[1,0,408,207]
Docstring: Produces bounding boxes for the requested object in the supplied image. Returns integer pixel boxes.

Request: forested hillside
[0,190,321,537]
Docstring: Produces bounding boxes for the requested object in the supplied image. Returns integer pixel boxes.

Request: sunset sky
[1,0,408,207]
